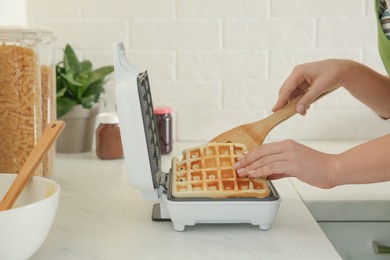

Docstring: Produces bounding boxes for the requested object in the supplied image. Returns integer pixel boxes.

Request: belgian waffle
[171,143,270,199]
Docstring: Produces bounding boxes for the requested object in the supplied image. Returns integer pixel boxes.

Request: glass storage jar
[38,28,56,176]
[0,27,42,175]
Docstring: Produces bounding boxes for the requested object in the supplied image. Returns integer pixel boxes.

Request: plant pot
[56,103,99,153]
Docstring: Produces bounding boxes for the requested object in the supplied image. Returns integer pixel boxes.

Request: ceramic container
[0,174,60,260]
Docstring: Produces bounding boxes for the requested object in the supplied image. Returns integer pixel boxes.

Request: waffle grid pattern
[172,143,270,198]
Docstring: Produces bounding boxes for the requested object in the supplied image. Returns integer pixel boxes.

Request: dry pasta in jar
[0,27,42,175]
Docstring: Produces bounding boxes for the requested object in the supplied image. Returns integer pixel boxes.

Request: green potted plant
[56,44,114,153]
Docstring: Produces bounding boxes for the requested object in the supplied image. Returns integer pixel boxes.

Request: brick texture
[27,0,388,142]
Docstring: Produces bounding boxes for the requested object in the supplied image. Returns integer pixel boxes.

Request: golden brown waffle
[171,142,270,199]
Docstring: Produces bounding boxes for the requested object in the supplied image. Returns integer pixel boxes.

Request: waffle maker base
[151,167,281,231]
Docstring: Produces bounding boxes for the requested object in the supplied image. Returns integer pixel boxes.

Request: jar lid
[154,106,172,115]
[0,26,39,38]
[98,112,119,124]
[0,26,40,46]
[38,28,56,44]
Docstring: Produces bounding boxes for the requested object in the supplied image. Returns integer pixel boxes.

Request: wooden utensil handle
[256,90,333,131]
[0,121,65,211]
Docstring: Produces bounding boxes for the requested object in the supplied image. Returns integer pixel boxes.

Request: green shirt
[376,0,390,75]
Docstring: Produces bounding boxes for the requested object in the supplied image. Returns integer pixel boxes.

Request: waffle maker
[112,42,281,231]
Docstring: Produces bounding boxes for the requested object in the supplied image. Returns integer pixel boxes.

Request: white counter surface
[288,140,390,221]
[30,142,348,260]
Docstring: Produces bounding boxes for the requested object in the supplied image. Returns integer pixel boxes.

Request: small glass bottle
[154,106,173,155]
[96,112,124,159]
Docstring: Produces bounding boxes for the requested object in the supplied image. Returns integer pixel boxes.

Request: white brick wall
[27,0,389,142]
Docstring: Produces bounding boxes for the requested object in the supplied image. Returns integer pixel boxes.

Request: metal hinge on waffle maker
[158,171,169,190]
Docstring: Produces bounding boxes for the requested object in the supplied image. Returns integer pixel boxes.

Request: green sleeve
[376,0,390,75]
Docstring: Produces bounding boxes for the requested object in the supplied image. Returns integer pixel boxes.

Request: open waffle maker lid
[113,42,163,200]
[135,71,162,186]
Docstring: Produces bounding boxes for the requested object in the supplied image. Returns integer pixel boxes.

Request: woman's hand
[234,140,337,189]
[272,59,353,116]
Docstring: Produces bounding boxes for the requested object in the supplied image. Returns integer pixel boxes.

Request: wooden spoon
[0,121,65,211]
[210,91,333,151]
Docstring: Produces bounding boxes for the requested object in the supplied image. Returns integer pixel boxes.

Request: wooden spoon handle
[0,121,65,211]
[254,90,333,132]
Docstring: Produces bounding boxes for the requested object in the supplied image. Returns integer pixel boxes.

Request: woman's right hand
[272,59,354,115]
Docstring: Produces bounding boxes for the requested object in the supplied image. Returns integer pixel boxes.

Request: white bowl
[0,174,60,260]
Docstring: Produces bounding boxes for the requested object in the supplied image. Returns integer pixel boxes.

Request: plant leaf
[83,79,105,101]
[58,73,83,102]
[55,44,112,117]
[80,95,96,109]
[56,87,67,98]
[88,66,114,85]
[57,97,77,118]
[64,44,80,77]
[56,63,66,91]
[75,71,90,99]
[80,60,92,73]
[59,73,83,87]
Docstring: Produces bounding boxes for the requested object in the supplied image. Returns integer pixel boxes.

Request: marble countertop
[288,140,390,222]
[31,142,344,260]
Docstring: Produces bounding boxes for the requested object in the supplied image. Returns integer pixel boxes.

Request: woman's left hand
[233,139,337,189]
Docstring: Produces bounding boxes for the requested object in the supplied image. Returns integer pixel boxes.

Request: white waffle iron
[112,42,281,231]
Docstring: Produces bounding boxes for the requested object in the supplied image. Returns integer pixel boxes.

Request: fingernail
[248,170,255,176]
[297,104,305,115]
[233,161,241,169]
[237,168,244,175]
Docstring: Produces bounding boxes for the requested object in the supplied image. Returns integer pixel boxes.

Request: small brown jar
[154,106,173,155]
[96,113,124,159]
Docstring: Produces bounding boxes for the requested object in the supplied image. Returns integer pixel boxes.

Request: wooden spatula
[210,91,333,151]
[0,121,65,211]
